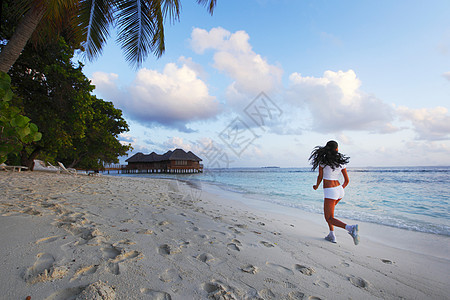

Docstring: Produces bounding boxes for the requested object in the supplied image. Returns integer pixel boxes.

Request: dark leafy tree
[60,96,132,170]
[8,37,131,169]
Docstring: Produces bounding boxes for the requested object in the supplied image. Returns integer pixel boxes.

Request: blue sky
[78,0,450,167]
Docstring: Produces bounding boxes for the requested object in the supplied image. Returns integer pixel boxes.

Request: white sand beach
[0,172,449,299]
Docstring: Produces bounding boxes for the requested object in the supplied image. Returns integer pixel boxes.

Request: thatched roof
[126,149,202,163]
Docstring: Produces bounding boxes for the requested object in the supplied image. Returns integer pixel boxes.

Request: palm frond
[78,0,114,61]
[31,0,79,46]
[161,0,181,24]
[116,0,161,69]
[197,0,216,15]
[7,0,33,19]
[150,0,166,57]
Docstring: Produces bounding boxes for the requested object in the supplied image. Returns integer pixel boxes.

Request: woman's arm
[313,166,323,190]
[342,168,349,188]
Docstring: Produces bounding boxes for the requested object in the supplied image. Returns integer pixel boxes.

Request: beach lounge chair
[0,163,28,172]
[33,160,60,173]
[58,162,77,175]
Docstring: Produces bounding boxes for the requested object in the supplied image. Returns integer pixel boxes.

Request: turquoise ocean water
[114,167,450,237]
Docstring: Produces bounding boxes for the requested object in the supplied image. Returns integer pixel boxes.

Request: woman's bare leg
[324,198,347,230]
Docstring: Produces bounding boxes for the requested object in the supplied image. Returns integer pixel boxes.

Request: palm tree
[0,0,217,73]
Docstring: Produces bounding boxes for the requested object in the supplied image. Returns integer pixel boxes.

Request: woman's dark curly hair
[309,140,350,171]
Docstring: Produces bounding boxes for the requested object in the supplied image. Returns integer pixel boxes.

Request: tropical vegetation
[0,72,42,164]
[7,37,131,170]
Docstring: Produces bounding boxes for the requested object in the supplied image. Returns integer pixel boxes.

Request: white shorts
[323,185,345,200]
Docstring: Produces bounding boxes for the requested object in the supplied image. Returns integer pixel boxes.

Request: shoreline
[1,172,449,299]
[200,182,450,260]
[108,170,450,238]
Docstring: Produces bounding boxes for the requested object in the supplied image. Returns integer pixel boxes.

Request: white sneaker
[324,234,336,243]
[348,225,360,245]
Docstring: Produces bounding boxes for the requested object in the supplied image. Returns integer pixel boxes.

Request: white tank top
[320,164,346,180]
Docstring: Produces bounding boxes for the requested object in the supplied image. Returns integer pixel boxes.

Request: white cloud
[91,72,121,101]
[178,56,208,80]
[118,133,134,143]
[91,62,221,132]
[162,137,193,151]
[287,70,397,134]
[191,27,252,54]
[191,27,283,99]
[397,106,450,140]
[118,133,152,156]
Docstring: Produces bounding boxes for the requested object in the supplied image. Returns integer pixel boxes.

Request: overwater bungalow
[124,149,203,174]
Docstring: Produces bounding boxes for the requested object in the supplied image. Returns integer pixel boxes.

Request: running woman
[309,140,359,245]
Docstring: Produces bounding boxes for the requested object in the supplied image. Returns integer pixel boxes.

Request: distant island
[261,166,280,168]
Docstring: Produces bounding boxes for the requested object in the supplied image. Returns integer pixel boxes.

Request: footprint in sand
[314,279,330,288]
[140,288,172,299]
[106,261,121,275]
[23,253,55,283]
[158,220,171,226]
[228,227,242,235]
[260,241,275,248]
[104,248,141,275]
[286,291,306,299]
[24,253,69,284]
[101,245,121,259]
[264,278,280,285]
[203,280,238,300]
[158,244,171,256]
[282,280,297,289]
[232,238,242,246]
[259,288,276,298]
[55,219,101,242]
[241,264,258,274]
[381,259,394,264]
[340,260,350,267]
[159,268,182,283]
[294,264,315,276]
[158,244,182,256]
[235,224,248,229]
[45,286,86,300]
[197,253,216,264]
[227,243,241,251]
[196,234,208,239]
[113,250,141,262]
[348,275,370,289]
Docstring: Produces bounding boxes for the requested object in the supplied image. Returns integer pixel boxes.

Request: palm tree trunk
[0,4,45,73]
